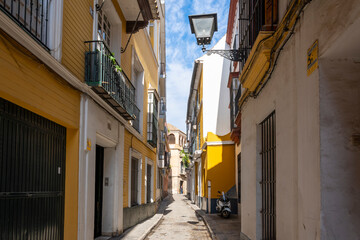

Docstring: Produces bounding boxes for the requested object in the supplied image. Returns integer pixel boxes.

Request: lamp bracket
[96,0,107,11]
[203,48,245,62]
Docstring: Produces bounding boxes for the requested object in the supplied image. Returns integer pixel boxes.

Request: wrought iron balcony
[85,41,137,120]
[0,0,50,50]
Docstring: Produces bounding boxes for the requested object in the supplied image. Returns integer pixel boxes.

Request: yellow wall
[62,0,93,82]
[203,132,235,199]
[123,129,157,207]
[0,33,80,239]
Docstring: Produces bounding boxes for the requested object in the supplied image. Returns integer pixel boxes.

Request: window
[0,0,63,58]
[260,111,276,239]
[131,49,144,133]
[159,97,166,117]
[94,1,122,63]
[229,73,240,129]
[146,164,152,203]
[145,158,154,203]
[130,157,139,206]
[147,90,159,147]
[168,134,175,144]
[97,9,111,47]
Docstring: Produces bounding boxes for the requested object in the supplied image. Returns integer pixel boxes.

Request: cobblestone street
[144,195,211,240]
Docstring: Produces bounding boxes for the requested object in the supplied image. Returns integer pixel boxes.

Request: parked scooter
[216,191,231,218]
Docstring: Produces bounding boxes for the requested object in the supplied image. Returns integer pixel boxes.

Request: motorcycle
[216,191,231,218]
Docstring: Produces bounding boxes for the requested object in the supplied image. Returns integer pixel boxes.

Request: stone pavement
[118,194,245,240]
[145,194,211,240]
[183,198,248,240]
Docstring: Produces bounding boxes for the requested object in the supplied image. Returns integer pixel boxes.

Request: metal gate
[0,98,66,240]
[260,111,276,240]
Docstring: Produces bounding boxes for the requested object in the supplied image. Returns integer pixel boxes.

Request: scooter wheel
[222,210,231,218]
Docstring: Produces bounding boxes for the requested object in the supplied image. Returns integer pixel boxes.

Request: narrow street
[144,195,211,240]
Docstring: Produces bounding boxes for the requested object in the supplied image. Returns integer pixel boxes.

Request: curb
[138,214,164,240]
[118,195,172,240]
[184,199,218,240]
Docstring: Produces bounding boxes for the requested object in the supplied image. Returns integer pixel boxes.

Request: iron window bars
[0,0,50,50]
[147,91,158,148]
[237,0,277,64]
[260,111,276,240]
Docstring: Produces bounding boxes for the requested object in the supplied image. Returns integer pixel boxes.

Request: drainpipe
[208,180,211,214]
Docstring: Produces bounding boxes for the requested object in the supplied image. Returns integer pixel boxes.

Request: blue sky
[165,0,230,132]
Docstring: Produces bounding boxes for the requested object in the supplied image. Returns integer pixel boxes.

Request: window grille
[97,9,111,47]
[146,164,152,203]
[238,0,278,65]
[147,91,158,147]
[0,0,50,49]
[159,97,166,116]
[229,73,240,129]
[131,157,139,206]
[260,111,276,239]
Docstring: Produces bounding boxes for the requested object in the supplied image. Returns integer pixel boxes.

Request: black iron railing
[260,111,276,240]
[234,87,241,119]
[158,143,165,160]
[238,0,277,64]
[159,97,166,118]
[147,92,158,147]
[132,104,140,132]
[85,41,137,120]
[0,0,50,50]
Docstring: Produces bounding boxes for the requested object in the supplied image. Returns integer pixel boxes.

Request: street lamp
[188,13,243,61]
[189,13,218,47]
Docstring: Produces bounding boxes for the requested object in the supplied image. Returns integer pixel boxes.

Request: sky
[165,0,230,132]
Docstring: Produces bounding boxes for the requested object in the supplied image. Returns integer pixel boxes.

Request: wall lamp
[188,13,243,61]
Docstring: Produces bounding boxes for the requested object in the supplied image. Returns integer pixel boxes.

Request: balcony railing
[238,0,278,64]
[85,41,137,120]
[0,0,50,50]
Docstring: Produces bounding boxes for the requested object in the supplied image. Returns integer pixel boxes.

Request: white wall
[319,15,360,239]
[78,95,124,239]
[200,35,231,137]
[240,0,360,239]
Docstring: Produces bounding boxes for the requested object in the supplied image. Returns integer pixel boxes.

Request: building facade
[167,123,187,195]
[186,36,237,214]
[0,0,167,239]
[227,0,360,239]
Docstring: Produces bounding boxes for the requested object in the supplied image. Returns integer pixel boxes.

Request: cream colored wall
[169,130,187,194]
[240,0,360,239]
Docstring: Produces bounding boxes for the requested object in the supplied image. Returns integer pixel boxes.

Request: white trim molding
[202,140,235,149]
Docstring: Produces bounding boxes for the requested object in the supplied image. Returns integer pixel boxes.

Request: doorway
[94,145,104,238]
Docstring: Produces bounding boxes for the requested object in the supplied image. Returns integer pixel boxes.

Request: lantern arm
[202,47,248,62]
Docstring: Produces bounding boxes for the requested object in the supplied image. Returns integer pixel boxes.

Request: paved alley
[144,194,211,240]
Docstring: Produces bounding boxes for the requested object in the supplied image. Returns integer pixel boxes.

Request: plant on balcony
[109,53,122,73]
[180,150,190,168]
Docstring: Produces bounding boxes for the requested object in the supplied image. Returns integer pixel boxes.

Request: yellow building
[0,0,166,239]
[186,37,237,214]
